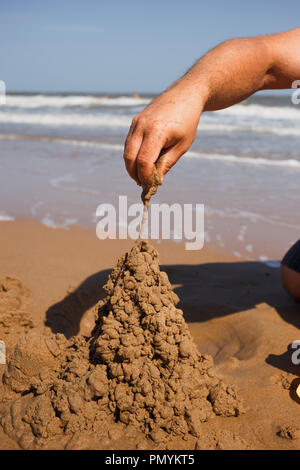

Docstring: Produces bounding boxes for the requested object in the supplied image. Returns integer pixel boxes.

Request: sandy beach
[0,218,300,450]
[1,0,300,455]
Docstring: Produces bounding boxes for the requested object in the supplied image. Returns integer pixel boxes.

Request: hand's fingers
[123,123,143,184]
[157,143,188,183]
[136,133,165,188]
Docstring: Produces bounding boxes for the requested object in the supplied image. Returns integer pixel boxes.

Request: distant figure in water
[132,92,140,98]
[123,28,300,301]
[101,94,108,99]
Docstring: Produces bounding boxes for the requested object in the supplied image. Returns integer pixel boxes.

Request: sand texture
[141,161,162,209]
[0,219,300,450]
[0,241,243,449]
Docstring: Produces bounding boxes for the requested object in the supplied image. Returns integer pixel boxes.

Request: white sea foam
[3,96,300,122]
[0,109,299,137]
[232,250,242,257]
[259,256,281,268]
[199,121,300,137]
[1,133,299,169]
[0,112,132,128]
[204,206,300,230]
[186,151,300,168]
[49,174,77,187]
[3,95,150,109]
[30,201,44,217]
[49,172,101,195]
[41,217,78,229]
[217,103,300,121]
[0,134,125,150]
[0,214,14,221]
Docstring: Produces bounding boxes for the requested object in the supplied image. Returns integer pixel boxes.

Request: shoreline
[0,213,290,266]
[1,129,299,264]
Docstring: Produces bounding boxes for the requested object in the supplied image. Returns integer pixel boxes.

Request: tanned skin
[123,28,300,301]
[124,28,300,187]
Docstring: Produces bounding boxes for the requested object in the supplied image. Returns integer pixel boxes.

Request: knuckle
[123,151,131,162]
[131,115,138,126]
[149,120,164,135]
[137,156,151,169]
[124,153,135,164]
[149,120,160,130]
[136,115,146,127]
[130,114,145,132]
[123,145,135,162]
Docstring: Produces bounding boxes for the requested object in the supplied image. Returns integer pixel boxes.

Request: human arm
[123,28,300,187]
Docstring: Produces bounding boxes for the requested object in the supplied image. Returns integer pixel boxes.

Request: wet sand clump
[0,242,244,449]
[139,165,161,238]
[141,164,161,209]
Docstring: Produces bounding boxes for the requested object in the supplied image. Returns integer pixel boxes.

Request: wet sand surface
[0,219,300,449]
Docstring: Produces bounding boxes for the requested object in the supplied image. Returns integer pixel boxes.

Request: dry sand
[0,218,300,450]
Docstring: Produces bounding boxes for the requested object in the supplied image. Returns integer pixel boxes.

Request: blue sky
[1,0,299,93]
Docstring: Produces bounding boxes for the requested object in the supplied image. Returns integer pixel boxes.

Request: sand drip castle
[0,241,244,449]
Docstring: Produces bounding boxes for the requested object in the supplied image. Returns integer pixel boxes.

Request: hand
[123,83,204,188]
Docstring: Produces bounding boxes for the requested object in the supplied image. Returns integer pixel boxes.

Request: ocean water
[0,92,299,262]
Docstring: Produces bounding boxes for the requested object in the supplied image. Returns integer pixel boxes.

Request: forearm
[167,28,300,113]
[124,29,300,187]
